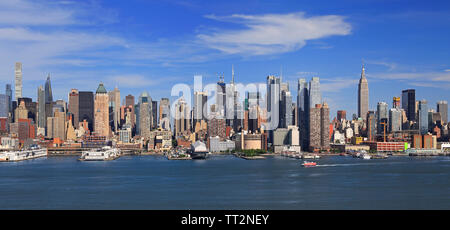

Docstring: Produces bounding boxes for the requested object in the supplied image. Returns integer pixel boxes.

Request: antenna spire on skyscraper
[231,64,234,84]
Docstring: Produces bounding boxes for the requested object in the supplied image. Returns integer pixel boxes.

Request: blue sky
[0,0,449,117]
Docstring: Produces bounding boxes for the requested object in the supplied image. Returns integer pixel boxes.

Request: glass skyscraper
[418,100,428,135]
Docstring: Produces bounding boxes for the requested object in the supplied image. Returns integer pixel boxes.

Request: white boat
[361,153,371,160]
[313,155,321,159]
[79,146,121,161]
[302,154,314,159]
[0,145,47,162]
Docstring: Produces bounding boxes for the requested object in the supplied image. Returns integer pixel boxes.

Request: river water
[0,155,449,209]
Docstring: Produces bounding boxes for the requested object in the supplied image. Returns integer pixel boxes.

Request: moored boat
[0,145,47,162]
[79,146,121,161]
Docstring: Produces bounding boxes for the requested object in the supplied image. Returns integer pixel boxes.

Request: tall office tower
[159,98,170,130]
[389,108,402,133]
[297,78,309,149]
[309,77,322,108]
[208,116,226,139]
[280,90,293,128]
[136,92,152,135]
[14,62,22,100]
[47,111,66,140]
[14,100,28,122]
[5,84,12,113]
[377,102,389,135]
[78,91,94,131]
[226,66,242,131]
[151,100,158,130]
[393,97,401,109]
[94,83,110,137]
[266,75,280,129]
[125,94,135,127]
[366,111,376,141]
[108,87,120,132]
[358,64,369,119]
[418,100,428,135]
[44,74,53,129]
[402,89,416,123]
[37,86,45,128]
[247,92,261,133]
[337,110,347,121]
[0,94,9,118]
[193,91,208,127]
[45,74,53,103]
[138,99,151,138]
[320,103,330,149]
[309,103,330,151]
[174,97,190,136]
[68,89,79,129]
[437,101,448,124]
[216,75,227,116]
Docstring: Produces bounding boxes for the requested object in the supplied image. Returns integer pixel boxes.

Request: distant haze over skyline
[0,0,449,117]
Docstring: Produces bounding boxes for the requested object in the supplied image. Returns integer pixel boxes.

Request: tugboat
[302,161,317,167]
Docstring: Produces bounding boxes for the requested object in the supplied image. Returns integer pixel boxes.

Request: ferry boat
[302,161,317,167]
[0,145,47,162]
[79,146,121,161]
[302,154,315,159]
[361,153,371,160]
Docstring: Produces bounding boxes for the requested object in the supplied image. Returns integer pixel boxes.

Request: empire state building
[358,64,369,119]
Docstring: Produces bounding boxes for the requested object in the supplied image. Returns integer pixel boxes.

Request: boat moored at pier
[0,145,47,162]
[79,146,121,161]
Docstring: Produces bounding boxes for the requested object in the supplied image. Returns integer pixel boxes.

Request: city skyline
[0,0,449,118]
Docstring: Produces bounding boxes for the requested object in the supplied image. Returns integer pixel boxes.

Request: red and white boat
[302,161,317,167]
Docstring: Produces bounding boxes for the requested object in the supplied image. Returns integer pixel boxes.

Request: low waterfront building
[209,136,235,153]
[365,141,407,152]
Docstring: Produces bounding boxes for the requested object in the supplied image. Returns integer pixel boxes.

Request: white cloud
[197,12,351,55]
[321,78,358,93]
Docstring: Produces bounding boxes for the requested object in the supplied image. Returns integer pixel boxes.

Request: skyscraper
[358,64,369,119]
[125,94,135,127]
[0,94,9,118]
[136,92,152,136]
[309,77,322,108]
[152,100,158,130]
[437,101,448,124]
[37,86,45,128]
[44,75,53,130]
[297,78,309,149]
[108,87,120,132]
[45,74,53,103]
[5,84,12,114]
[280,89,293,128]
[366,111,376,141]
[14,62,22,100]
[216,75,226,116]
[174,97,190,136]
[402,89,416,123]
[68,89,79,129]
[389,108,402,133]
[309,103,329,151]
[94,83,109,137]
[193,91,208,127]
[79,91,94,131]
[377,102,388,135]
[337,110,347,121]
[159,98,170,130]
[266,75,280,131]
[418,100,428,135]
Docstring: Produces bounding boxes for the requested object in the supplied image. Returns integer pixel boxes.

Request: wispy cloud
[321,78,359,93]
[197,12,352,56]
[370,70,450,89]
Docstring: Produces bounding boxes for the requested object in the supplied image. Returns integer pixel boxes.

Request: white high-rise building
[15,62,22,100]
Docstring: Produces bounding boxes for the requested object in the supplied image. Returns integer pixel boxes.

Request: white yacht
[0,145,47,162]
[79,146,121,161]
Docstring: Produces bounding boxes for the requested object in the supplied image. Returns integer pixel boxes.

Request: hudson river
[1,155,449,209]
